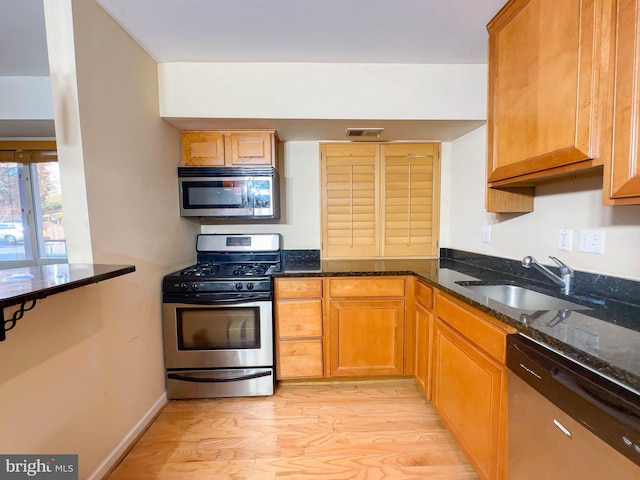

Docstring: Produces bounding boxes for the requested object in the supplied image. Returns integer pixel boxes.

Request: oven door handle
[206,293,271,303]
[163,292,271,304]
[167,370,272,383]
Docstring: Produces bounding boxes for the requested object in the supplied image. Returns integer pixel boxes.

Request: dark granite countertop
[0,263,136,341]
[274,255,640,395]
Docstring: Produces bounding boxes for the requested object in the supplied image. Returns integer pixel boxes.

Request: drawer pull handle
[553,419,572,438]
[519,362,542,380]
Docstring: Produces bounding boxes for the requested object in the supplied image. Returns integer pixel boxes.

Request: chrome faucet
[522,256,574,295]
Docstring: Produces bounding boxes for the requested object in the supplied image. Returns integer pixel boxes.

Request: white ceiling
[95,0,507,65]
[0,0,49,76]
[1,0,507,140]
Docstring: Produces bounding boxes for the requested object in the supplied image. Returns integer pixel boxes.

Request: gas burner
[179,263,222,277]
[232,264,269,276]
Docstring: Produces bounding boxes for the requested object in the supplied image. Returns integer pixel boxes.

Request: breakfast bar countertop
[0,263,136,341]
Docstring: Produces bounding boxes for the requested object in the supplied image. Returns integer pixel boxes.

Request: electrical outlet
[558,229,573,251]
[578,229,605,254]
[482,225,491,243]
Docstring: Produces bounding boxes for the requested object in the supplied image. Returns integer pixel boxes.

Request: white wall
[159,63,487,121]
[166,62,489,251]
[443,125,640,280]
[201,141,321,249]
[0,2,199,479]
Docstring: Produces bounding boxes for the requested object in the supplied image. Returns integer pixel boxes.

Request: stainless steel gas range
[162,233,281,399]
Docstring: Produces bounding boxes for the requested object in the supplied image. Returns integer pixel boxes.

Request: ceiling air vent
[345,128,384,140]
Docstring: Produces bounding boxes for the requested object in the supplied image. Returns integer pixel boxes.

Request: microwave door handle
[245,179,252,208]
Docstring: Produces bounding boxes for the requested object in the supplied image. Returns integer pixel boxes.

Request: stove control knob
[180,283,188,291]
[235,283,243,291]
[192,283,199,291]
[246,282,254,290]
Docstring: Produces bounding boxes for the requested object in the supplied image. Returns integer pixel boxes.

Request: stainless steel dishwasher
[507,334,640,479]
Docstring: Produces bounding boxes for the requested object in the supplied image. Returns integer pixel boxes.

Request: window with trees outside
[0,160,67,268]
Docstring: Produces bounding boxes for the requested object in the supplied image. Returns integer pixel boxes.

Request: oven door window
[177,307,261,350]
[182,180,251,209]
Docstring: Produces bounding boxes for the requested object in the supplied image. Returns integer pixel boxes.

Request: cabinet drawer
[415,281,433,310]
[329,277,405,298]
[434,293,510,362]
[277,300,323,338]
[277,340,323,378]
[275,278,323,299]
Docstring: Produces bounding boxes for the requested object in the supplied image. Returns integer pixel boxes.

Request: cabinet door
[329,299,404,376]
[414,301,432,399]
[604,0,640,204]
[431,318,507,480]
[227,132,274,166]
[380,144,440,257]
[487,0,607,186]
[320,143,378,258]
[181,132,225,166]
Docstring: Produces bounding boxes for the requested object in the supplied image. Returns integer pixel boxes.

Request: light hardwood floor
[108,380,478,479]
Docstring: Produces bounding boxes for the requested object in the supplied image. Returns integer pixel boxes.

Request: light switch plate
[482,225,491,243]
[578,229,605,254]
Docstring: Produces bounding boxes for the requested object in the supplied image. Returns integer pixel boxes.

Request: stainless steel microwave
[178,167,279,219]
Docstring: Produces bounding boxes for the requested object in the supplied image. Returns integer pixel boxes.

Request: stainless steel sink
[458,284,590,311]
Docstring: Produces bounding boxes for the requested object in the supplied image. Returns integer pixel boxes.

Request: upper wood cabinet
[320,142,440,259]
[603,0,640,205]
[181,130,277,168]
[486,0,612,212]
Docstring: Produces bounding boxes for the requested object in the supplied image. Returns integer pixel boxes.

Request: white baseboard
[87,393,167,480]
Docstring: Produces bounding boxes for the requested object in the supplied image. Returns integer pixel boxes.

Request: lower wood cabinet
[329,299,405,376]
[431,292,513,480]
[275,276,409,380]
[277,340,323,378]
[328,277,407,377]
[413,280,433,399]
[274,278,325,380]
[414,302,431,397]
[432,318,505,480]
[413,280,433,400]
